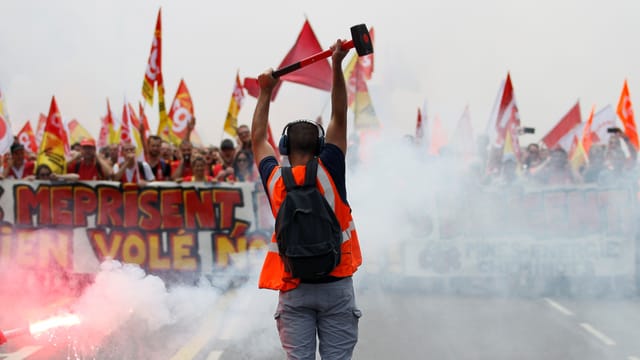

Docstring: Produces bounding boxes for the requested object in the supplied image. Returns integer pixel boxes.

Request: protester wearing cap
[2,143,35,179]
[67,137,113,180]
[213,138,236,181]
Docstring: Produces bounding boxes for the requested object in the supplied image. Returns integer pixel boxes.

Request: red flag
[168,79,195,141]
[245,19,331,101]
[493,73,521,147]
[590,105,617,145]
[581,105,596,156]
[37,97,69,174]
[16,121,38,154]
[542,101,582,150]
[360,27,374,80]
[243,78,260,98]
[616,80,638,150]
[142,9,162,105]
[98,99,116,148]
[415,107,423,141]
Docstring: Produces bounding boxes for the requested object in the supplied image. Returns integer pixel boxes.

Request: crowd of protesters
[479,128,638,189]
[0,118,259,185]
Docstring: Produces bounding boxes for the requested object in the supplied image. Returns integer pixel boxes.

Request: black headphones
[278,120,325,156]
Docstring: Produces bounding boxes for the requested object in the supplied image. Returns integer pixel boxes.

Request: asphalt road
[2,276,640,360]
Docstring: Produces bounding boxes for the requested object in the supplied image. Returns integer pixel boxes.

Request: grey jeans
[275,277,361,360]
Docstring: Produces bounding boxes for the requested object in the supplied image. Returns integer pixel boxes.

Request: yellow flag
[223,72,245,138]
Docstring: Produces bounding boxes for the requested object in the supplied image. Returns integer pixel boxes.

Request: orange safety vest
[258,159,362,291]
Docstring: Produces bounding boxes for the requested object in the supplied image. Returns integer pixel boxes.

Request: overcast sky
[1,0,639,146]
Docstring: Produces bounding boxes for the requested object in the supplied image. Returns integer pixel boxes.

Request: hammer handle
[272,40,354,78]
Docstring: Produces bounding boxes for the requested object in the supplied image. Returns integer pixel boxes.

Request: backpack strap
[281,166,296,191]
[303,159,318,187]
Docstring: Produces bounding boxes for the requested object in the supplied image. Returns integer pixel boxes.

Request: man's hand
[258,69,278,91]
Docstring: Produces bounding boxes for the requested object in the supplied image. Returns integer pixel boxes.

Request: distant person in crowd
[236,124,252,153]
[205,145,221,172]
[26,163,79,182]
[171,140,194,180]
[71,142,82,152]
[143,135,172,181]
[160,140,174,162]
[106,143,119,166]
[232,149,257,182]
[177,156,216,183]
[582,145,607,183]
[522,143,545,174]
[112,142,154,185]
[67,138,113,180]
[3,143,35,179]
[531,148,577,186]
[605,127,637,170]
[213,138,236,181]
[493,155,522,187]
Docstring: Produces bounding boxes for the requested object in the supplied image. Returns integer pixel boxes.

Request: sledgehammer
[272,23,374,78]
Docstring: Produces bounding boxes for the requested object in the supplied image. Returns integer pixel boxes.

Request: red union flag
[616,79,638,150]
[244,19,331,101]
[17,121,38,154]
[142,9,162,105]
[542,101,582,150]
[168,79,194,141]
[489,73,520,147]
[37,97,69,174]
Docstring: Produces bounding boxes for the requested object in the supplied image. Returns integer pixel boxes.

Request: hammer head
[350,24,374,56]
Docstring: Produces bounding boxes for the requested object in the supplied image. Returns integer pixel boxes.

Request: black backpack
[275,160,342,280]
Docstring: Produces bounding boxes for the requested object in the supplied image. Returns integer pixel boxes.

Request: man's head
[10,143,26,166]
[220,139,236,164]
[179,140,193,162]
[279,120,324,156]
[80,138,97,161]
[148,135,163,158]
[237,125,251,146]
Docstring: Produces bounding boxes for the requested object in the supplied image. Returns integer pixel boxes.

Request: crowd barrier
[389,185,639,296]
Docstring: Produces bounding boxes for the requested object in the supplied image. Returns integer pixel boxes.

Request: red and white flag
[542,101,582,151]
[0,87,13,154]
[487,73,520,147]
[616,79,638,150]
[168,79,195,141]
[37,97,69,174]
[16,121,38,154]
[590,105,618,145]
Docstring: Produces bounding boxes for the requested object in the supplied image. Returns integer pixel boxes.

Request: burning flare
[29,313,81,336]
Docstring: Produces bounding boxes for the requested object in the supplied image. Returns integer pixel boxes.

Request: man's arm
[251,70,278,165]
[324,39,350,155]
[96,154,113,179]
